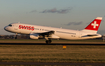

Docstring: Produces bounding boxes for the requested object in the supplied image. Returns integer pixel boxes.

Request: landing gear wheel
[15,35,17,39]
[46,40,52,44]
[15,33,18,39]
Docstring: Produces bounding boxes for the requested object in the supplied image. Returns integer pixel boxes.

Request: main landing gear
[46,39,52,44]
[45,37,52,44]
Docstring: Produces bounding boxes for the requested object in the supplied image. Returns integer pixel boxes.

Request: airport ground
[0,39,105,65]
[0,39,105,44]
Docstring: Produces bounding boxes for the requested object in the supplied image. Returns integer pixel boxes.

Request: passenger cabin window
[8,24,12,27]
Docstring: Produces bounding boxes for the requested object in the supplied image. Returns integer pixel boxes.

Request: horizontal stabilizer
[82,34,101,37]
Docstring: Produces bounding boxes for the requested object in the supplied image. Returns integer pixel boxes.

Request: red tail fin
[82,17,102,33]
[85,17,102,31]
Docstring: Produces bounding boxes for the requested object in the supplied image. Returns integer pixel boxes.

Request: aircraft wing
[30,31,60,39]
[39,31,54,36]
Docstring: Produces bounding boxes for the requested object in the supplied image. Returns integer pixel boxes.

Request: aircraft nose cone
[4,26,7,31]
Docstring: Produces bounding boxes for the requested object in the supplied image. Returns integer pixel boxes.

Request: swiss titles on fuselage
[19,25,34,31]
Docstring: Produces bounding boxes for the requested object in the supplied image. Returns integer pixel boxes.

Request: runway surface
[0,43,105,45]
[0,39,105,44]
[0,62,105,65]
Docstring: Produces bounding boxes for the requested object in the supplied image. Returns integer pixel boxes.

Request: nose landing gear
[15,33,18,39]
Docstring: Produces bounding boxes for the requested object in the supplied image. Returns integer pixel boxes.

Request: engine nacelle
[30,33,39,39]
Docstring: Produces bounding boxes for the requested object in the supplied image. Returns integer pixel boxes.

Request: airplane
[4,17,102,44]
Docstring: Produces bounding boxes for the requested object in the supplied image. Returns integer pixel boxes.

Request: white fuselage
[4,23,102,40]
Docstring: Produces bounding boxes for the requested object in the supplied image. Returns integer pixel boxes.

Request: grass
[0,45,105,62]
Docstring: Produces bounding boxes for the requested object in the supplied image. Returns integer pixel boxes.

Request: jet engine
[30,33,39,39]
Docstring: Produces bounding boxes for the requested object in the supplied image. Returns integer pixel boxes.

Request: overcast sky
[0,0,105,35]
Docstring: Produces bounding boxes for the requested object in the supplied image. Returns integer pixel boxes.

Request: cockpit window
[8,24,12,26]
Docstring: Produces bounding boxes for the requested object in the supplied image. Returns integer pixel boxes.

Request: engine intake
[30,33,39,39]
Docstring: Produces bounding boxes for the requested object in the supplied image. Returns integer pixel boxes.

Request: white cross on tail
[91,21,98,28]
